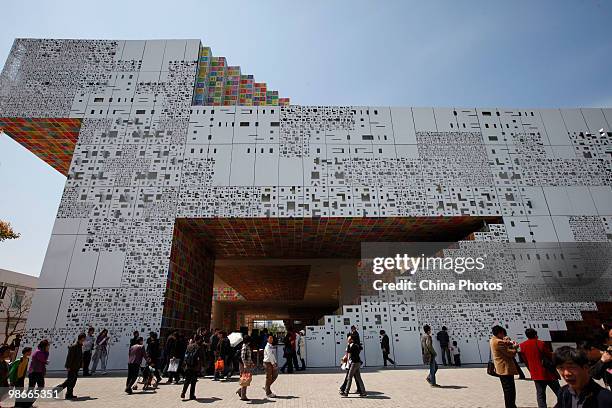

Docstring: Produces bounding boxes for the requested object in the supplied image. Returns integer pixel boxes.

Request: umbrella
[228,332,243,348]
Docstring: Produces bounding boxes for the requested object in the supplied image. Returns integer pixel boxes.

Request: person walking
[9,346,31,407]
[554,346,612,408]
[236,335,254,401]
[490,325,519,408]
[55,333,85,400]
[436,326,451,366]
[164,330,180,383]
[146,332,162,384]
[280,330,294,374]
[339,335,367,397]
[297,329,306,371]
[380,330,395,367]
[90,328,109,375]
[422,325,439,387]
[82,327,95,376]
[125,336,146,394]
[210,329,220,376]
[339,334,365,395]
[176,332,188,383]
[181,335,204,400]
[263,335,278,398]
[519,328,560,408]
[27,339,49,390]
[215,331,231,381]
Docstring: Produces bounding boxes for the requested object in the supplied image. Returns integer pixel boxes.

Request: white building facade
[0,39,610,370]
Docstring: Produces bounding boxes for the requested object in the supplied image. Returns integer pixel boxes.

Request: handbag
[537,341,560,379]
[486,349,498,377]
[214,357,225,372]
[167,357,179,373]
[239,371,252,387]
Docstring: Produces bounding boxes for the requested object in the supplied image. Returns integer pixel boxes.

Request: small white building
[0,268,37,345]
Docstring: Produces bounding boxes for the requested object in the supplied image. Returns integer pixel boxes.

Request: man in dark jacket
[583,337,612,390]
[146,332,162,383]
[165,331,179,383]
[379,330,395,367]
[436,326,451,366]
[181,335,205,400]
[129,330,140,348]
[56,333,86,400]
[215,332,231,380]
[554,346,612,408]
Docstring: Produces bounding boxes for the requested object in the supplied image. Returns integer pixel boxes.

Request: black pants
[13,376,29,407]
[181,369,198,399]
[534,379,561,408]
[382,350,395,366]
[453,354,461,366]
[28,372,45,388]
[82,350,92,375]
[440,345,451,365]
[499,375,516,408]
[291,351,299,371]
[152,364,162,382]
[59,369,78,398]
[340,367,364,394]
[126,363,140,390]
[281,352,295,373]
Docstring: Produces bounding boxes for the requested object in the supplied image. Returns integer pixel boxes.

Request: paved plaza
[30,366,563,408]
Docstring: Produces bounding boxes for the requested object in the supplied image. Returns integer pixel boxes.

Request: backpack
[184,346,199,368]
[8,359,21,384]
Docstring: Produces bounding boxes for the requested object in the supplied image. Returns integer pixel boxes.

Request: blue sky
[1,0,611,276]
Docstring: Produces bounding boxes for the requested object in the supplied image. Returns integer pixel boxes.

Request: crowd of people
[487,323,611,408]
[0,325,310,405]
[0,321,610,406]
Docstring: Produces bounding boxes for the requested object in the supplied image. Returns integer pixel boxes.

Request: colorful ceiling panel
[215,264,310,301]
[176,216,501,259]
[0,117,81,175]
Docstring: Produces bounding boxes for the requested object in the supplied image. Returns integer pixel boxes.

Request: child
[138,357,158,391]
[450,340,461,366]
[9,347,32,407]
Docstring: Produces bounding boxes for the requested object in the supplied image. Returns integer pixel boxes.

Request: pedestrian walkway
[38,367,559,407]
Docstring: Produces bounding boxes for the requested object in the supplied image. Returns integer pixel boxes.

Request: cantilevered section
[0,118,81,175]
[0,38,290,174]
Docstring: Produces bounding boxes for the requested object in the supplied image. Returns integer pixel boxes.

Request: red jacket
[519,338,557,381]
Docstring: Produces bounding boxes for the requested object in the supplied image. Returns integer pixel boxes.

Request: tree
[0,220,20,242]
[1,286,32,345]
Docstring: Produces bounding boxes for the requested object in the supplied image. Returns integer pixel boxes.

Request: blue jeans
[427,359,438,385]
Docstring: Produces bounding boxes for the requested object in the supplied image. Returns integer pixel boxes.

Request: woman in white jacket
[263,335,278,398]
[297,330,306,370]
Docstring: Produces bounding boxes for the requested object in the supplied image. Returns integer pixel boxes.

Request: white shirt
[263,342,277,364]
